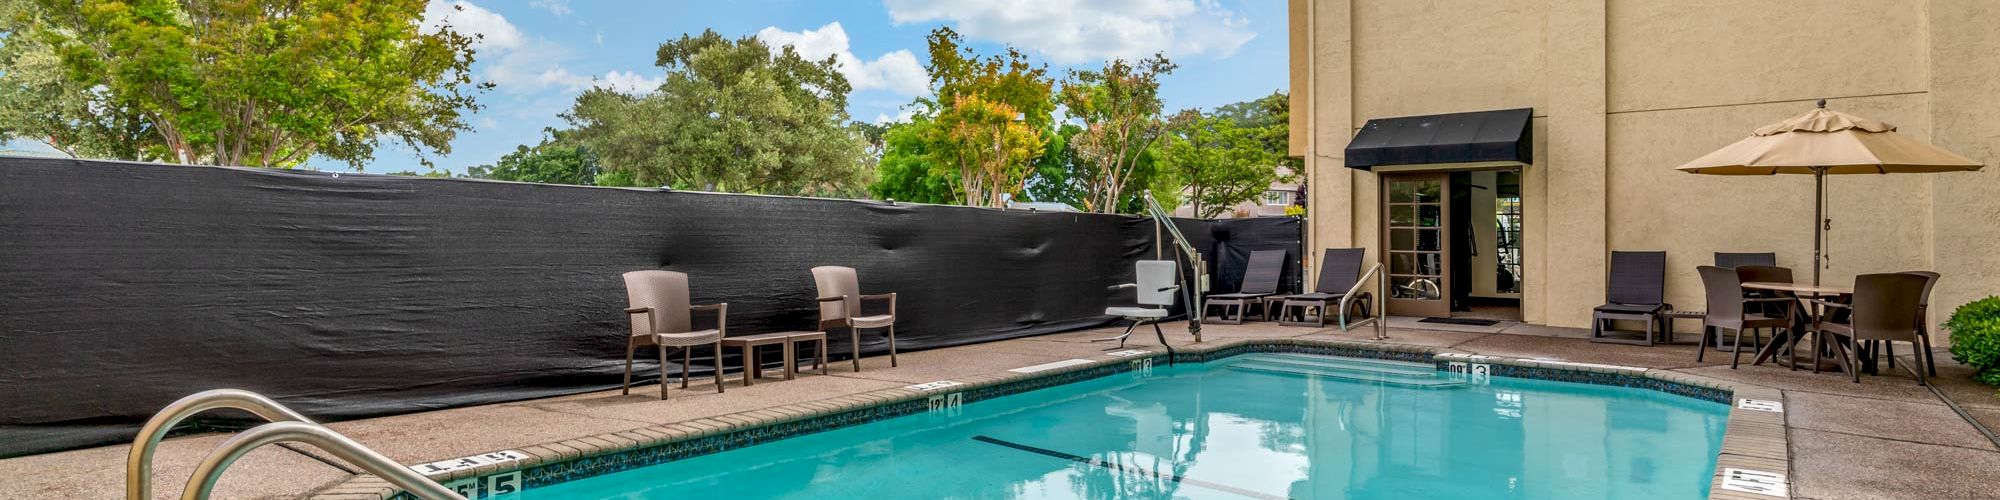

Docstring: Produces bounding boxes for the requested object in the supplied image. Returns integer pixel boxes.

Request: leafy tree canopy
[2,0,486,168]
[463,132,618,186]
[561,29,871,197]
[889,27,1054,208]
[1156,90,1297,218]
[1056,55,1183,213]
[1160,112,1282,218]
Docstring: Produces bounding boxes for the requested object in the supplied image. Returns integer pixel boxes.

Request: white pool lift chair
[1096,260,1180,349]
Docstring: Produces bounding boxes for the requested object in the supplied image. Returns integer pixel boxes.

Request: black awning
[1344,108,1533,170]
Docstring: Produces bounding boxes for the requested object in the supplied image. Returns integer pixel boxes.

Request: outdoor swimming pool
[515,353,1729,499]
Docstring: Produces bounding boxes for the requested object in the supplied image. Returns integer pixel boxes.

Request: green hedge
[1946,296,2000,387]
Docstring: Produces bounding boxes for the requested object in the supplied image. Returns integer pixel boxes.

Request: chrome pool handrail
[181,421,465,500]
[127,389,462,500]
[1338,263,1388,340]
[128,389,313,500]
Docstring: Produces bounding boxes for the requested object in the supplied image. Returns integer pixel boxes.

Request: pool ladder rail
[126,389,466,500]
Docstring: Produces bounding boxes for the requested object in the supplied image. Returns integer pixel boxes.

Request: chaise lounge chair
[811,266,898,372]
[1276,248,1371,328]
[621,270,727,399]
[1202,250,1286,324]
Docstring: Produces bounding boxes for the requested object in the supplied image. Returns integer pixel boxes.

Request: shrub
[1946,296,2000,387]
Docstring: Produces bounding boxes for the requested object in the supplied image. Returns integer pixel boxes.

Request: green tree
[562,30,870,196]
[1057,55,1183,213]
[1020,123,1176,213]
[868,117,958,203]
[6,0,485,168]
[0,0,155,159]
[1159,111,1283,218]
[897,27,1054,207]
[1212,90,1300,172]
[382,169,453,178]
[465,135,600,185]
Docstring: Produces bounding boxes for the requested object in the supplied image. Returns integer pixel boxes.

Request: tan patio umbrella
[1677,100,1982,285]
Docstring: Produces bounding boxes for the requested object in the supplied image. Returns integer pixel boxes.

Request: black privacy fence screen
[0,157,1301,457]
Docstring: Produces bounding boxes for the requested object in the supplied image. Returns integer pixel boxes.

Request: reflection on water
[522,358,1728,499]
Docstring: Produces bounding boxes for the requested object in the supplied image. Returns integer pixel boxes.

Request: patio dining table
[1745,281,1857,372]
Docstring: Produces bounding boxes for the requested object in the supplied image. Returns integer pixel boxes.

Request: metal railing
[127,389,464,500]
[1142,192,1206,343]
[1338,263,1389,340]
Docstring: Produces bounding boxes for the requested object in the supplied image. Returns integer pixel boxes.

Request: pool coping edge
[309,337,1789,500]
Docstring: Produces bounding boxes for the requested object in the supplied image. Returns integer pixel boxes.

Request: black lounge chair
[1277,248,1371,328]
[1590,251,1670,345]
[1203,250,1286,324]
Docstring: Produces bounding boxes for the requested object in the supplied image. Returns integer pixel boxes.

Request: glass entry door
[1383,173,1450,317]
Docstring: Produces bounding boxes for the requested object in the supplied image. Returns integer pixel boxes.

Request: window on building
[1262,190,1293,206]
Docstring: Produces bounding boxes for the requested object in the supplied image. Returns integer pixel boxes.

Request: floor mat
[1419,317,1501,326]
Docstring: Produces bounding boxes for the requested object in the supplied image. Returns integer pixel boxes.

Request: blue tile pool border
[315,337,1787,500]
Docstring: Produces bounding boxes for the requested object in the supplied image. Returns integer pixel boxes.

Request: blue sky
[10,1,1290,174]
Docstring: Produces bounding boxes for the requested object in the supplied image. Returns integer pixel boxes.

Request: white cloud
[597,70,664,94]
[528,0,571,16]
[423,0,523,50]
[422,1,652,95]
[872,107,918,124]
[884,0,1255,65]
[757,22,930,96]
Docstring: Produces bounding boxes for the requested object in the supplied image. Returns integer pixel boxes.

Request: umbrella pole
[1813,166,1826,286]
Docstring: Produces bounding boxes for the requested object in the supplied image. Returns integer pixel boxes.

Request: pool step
[1247,353,1438,376]
[1224,354,1463,388]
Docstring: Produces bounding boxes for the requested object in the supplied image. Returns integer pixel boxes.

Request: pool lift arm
[1143,193,1206,360]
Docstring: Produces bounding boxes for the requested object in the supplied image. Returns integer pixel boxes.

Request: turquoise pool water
[522,354,1728,499]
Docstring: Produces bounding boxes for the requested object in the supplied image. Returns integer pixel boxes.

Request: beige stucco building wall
[1291,0,2000,333]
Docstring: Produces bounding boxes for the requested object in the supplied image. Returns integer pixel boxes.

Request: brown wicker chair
[1714,252,1777,270]
[1203,250,1286,324]
[1904,271,1941,377]
[1695,266,1794,368]
[1666,253,1783,343]
[1736,265,1798,334]
[812,266,897,372]
[621,270,727,399]
[1809,273,1929,384]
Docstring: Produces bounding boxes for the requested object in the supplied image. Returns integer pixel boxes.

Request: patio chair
[1896,271,1940,377]
[1202,250,1286,324]
[1737,265,1797,328]
[1666,253,1783,340]
[1808,273,1928,384]
[811,266,898,372]
[1591,251,1670,345]
[1714,252,1778,269]
[622,270,727,400]
[1095,260,1179,349]
[1694,266,1794,368]
[1276,248,1371,328]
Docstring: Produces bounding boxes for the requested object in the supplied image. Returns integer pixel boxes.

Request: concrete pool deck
[5,321,1997,499]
